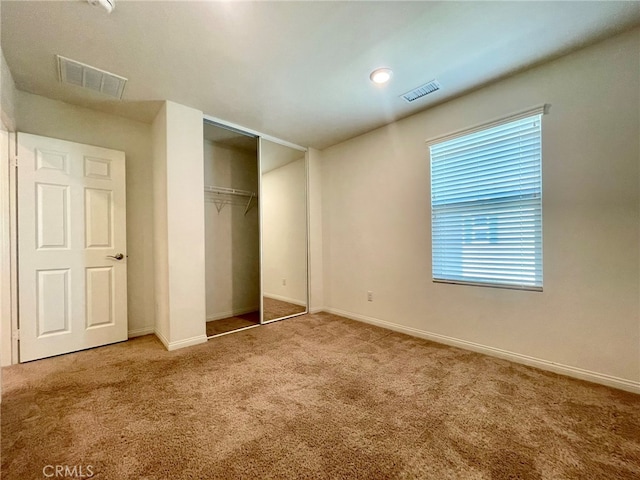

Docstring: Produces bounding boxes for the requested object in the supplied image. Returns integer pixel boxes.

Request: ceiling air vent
[57,55,127,99]
[401,79,441,103]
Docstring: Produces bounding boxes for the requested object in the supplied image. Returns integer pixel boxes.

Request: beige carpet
[2,312,639,479]
[206,311,260,337]
[263,297,306,321]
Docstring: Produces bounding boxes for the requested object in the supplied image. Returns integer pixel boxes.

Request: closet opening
[203,120,260,338]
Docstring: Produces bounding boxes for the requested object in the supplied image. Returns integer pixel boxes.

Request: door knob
[107,253,124,260]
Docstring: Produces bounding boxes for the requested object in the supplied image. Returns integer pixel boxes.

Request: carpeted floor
[2,312,639,479]
[206,312,260,337]
[263,297,306,321]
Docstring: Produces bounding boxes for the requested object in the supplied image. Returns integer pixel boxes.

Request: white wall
[204,141,260,320]
[15,92,156,340]
[151,103,169,343]
[321,28,640,391]
[152,101,207,349]
[262,157,307,305]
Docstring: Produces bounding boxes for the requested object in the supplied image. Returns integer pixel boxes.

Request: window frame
[426,105,549,291]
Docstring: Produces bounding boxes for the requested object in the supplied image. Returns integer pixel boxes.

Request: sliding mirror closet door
[259,139,308,323]
[203,122,261,337]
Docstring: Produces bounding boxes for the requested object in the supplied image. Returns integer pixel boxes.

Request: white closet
[203,121,309,338]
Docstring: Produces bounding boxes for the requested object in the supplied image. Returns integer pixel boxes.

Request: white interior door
[18,133,127,362]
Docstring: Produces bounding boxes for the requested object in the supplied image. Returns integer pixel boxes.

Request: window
[428,107,546,290]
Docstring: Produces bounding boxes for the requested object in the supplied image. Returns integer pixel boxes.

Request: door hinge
[12,329,19,340]
[12,156,18,168]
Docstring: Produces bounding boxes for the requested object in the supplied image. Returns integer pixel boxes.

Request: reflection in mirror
[204,121,261,337]
[260,139,308,323]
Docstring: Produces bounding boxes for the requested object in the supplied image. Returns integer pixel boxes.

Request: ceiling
[2,1,640,150]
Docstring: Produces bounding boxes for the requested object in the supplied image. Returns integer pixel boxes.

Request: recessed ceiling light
[370,68,393,85]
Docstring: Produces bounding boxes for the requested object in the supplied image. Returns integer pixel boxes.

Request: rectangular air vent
[57,55,127,99]
[401,79,441,103]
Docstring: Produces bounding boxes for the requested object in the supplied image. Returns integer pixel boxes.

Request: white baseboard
[309,306,324,314]
[166,334,208,351]
[324,307,640,395]
[264,293,306,307]
[207,306,259,322]
[154,330,208,351]
[154,330,170,350]
[128,326,155,338]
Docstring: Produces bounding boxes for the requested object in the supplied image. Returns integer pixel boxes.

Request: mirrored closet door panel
[204,121,261,337]
[259,138,308,323]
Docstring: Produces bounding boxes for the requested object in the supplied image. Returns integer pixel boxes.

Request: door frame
[1,130,19,366]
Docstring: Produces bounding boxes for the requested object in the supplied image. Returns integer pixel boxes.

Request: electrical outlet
[367,291,373,302]
[282,279,287,286]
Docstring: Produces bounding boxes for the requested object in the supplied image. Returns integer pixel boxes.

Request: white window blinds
[429,111,543,290]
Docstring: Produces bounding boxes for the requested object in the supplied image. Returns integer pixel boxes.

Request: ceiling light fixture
[87,0,115,13]
[370,68,393,85]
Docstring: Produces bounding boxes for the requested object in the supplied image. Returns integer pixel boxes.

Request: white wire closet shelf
[204,185,257,215]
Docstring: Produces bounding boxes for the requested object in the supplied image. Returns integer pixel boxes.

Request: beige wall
[14,91,157,340]
[320,28,640,390]
[151,103,169,343]
[1,48,15,131]
[204,141,260,320]
[153,101,207,349]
